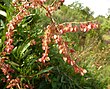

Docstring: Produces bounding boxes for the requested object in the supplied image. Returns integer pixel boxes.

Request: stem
[60,20,97,25]
[51,0,57,6]
[41,4,55,24]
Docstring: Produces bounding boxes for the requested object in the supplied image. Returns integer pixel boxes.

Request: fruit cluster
[4,0,48,54]
[58,22,99,34]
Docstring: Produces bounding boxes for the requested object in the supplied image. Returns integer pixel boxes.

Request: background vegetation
[0,0,110,89]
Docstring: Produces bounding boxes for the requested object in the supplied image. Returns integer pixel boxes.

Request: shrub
[0,0,100,89]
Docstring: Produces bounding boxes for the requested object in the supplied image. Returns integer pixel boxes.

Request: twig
[41,4,55,24]
[60,20,97,25]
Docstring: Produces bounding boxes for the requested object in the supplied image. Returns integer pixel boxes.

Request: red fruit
[58,24,64,29]
[73,26,78,32]
[70,27,74,32]
[8,38,13,44]
[6,31,14,38]
[80,68,87,76]
[30,39,36,46]
[1,78,6,82]
[63,57,67,62]
[70,49,75,53]
[60,0,65,3]
[80,24,85,28]
[83,27,88,32]
[10,45,14,49]
[87,24,92,30]
[74,66,80,73]
[67,58,71,64]
[8,23,15,30]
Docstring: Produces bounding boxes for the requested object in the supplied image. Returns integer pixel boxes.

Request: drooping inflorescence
[4,0,48,54]
[58,22,98,34]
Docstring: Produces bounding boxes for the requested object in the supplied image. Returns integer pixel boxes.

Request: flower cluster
[58,22,99,34]
[4,0,66,54]
[80,22,98,32]
[36,17,98,75]
[53,34,87,75]
[0,58,14,75]
[0,57,15,85]
[37,21,97,75]
[6,78,20,89]
[4,1,30,54]
[13,0,47,8]
[46,1,62,17]
[0,57,33,89]
[6,77,33,89]
[4,0,48,54]
[37,25,54,63]
[5,11,30,54]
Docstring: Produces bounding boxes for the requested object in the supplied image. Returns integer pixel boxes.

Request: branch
[60,20,98,25]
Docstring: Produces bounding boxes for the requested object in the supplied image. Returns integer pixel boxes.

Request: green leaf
[6,60,19,67]
[25,60,37,74]
[14,41,30,58]
[5,60,20,72]
[0,10,6,17]
[11,46,18,59]
[20,42,31,58]
[21,49,32,59]
[37,67,53,76]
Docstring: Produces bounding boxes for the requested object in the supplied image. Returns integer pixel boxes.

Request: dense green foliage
[0,0,110,89]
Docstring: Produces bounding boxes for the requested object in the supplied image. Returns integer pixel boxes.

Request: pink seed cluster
[38,25,52,63]
[4,0,48,54]
[58,22,99,34]
[53,34,87,76]
[0,58,15,83]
